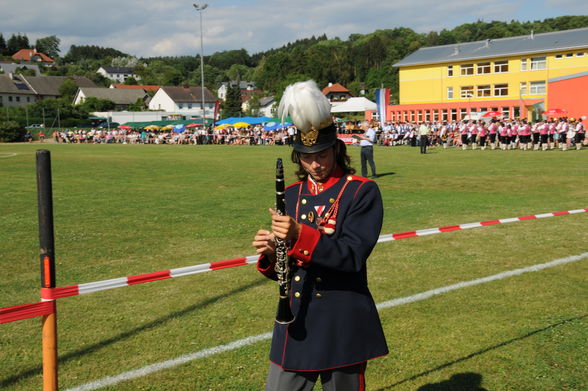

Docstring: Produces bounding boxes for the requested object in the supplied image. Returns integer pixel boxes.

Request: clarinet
[274,158,295,325]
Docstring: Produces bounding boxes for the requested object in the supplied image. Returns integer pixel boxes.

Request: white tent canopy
[330,97,377,113]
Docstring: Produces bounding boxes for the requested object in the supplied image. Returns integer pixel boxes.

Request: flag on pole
[375,88,390,124]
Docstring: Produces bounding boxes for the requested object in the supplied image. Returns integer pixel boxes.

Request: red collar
[306,167,344,195]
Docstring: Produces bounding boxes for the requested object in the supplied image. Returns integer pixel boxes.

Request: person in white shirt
[357,121,378,178]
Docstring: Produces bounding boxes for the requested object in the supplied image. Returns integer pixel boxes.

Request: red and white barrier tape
[1,207,586,324]
[378,208,587,243]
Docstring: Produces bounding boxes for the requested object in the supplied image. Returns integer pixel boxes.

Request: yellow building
[384,27,588,122]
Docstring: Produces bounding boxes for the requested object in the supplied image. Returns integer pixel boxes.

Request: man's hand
[269,208,301,242]
[252,229,276,256]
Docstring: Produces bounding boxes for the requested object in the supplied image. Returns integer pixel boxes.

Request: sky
[1,0,587,59]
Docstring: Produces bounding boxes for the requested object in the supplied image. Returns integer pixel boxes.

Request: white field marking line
[0,152,17,158]
[63,252,588,391]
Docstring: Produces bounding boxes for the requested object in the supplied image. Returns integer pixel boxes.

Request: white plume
[278,80,333,133]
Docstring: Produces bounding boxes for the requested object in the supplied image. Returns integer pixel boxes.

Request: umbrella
[118,125,133,130]
[214,124,231,130]
[173,124,186,133]
[482,111,503,118]
[144,125,160,130]
[161,125,174,131]
[186,123,203,128]
[233,122,250,128]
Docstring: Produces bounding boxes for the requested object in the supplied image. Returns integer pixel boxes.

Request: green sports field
[0,143,586,391]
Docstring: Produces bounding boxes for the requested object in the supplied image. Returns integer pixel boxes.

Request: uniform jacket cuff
[287,223,321,264]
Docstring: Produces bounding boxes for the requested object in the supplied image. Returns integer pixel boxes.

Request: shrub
[0,121,26,142]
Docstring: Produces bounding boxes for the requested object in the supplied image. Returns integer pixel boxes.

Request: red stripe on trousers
[127,271,171,285]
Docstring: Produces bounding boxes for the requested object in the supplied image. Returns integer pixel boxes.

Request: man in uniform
[252,80,388,391]
[418,121,430,154]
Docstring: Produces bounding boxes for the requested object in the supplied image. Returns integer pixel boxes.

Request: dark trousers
[420,135,428,154]
[360,146,376,177]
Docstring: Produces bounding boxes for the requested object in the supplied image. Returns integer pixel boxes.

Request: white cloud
[0,0,583,58]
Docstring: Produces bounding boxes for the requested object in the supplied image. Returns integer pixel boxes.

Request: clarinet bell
[275,296,295,324]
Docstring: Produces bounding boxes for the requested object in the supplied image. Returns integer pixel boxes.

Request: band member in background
[252,80,388,391]
[574,118,585,150]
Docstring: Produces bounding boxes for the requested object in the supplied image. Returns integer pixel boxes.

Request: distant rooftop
[394,27,588,67]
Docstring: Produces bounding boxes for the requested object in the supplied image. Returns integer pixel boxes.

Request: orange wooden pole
[42,307,58,391]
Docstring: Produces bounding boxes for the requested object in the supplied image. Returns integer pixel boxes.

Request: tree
[223,83,242,117]
[79,96,116,112]
[35,35,61,59]
[59,78,79,102]
[0,34,7,56]
[7,33,30,54]
[0,121,25,142]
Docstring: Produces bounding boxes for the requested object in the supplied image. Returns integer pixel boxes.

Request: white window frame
[461,64,474,76]
[447,65,453,77]
[494,60,508,73]
[577,52,584,57]
[521,58,527,71]
[477,84,491,97]
[520,82,527,96]
[494,83,508,96]
[529,81,546,95]
[555,54,563,59]
[477,62,491,75]
[447,86,453,99]
[530,56,546,70]
[460,86,474,98]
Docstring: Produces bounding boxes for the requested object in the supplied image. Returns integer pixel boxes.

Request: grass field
[0,142,587,391]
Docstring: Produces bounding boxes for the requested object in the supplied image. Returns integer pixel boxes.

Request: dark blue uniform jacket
[258,169,388,371]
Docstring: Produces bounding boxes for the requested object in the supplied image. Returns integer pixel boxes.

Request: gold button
[315,277,322,283]
[324,213,330,218]
[294,292,301,298]
[301,214,307,220]
[315,293,322,298]
[301,199,307,205]
[294,275,301,282]
[347,176,353,181]
[329,198,335,204]
[303,250,309,256]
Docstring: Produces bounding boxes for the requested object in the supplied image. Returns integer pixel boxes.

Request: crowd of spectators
[44,117,586,151]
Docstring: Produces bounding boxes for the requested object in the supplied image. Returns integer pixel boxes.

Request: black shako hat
[278,80,337,154]
[292,123,338,153]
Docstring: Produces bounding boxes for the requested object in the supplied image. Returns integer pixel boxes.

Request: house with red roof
[322,83,353,103]
[11,48,55,65]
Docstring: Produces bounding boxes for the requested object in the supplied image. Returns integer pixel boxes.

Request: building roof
[79,87,147,104]
[111,84,160,92]
[221,80,256,89]
[0,75,36,94]
[330,97,377,113]
[0,63,41,76]
[548,70,588,83]
[22,75,97,96]
[99,66,135,74]
[160,86,216,103]
[322,83,350,94]
[12,48,55,63]
[394,27,588,67]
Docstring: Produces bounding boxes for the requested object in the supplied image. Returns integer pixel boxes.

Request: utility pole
[193,3,208,123]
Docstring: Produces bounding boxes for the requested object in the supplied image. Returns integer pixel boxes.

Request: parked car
[25,124,44,128]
